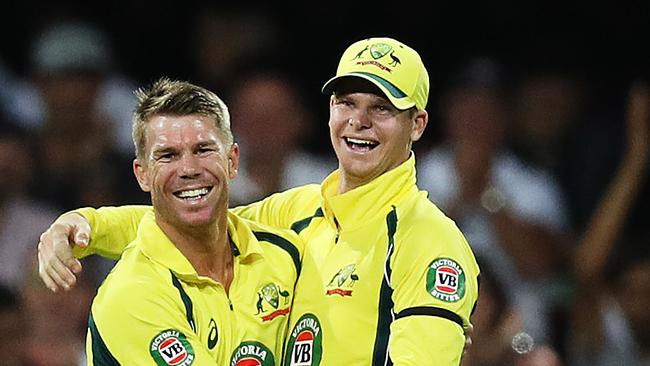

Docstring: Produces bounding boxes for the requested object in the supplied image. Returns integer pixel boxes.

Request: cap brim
[321,72,415,111]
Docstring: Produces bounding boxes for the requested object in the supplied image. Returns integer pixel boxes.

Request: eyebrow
[151,146,177,156]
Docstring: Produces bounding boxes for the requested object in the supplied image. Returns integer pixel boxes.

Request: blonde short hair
[132,77,232,160]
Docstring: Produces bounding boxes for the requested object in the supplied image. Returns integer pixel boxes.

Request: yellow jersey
[85,209,302,366]
[77,155,479,365]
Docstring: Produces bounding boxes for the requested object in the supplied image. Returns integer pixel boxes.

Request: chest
[296,213,396,302]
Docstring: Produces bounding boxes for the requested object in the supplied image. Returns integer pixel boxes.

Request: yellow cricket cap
[322,37,429,110]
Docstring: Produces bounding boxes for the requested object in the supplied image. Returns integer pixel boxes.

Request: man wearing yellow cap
[38,37,479,365]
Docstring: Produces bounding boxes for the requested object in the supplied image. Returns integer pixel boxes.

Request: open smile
[173,186,213,201]
[344,137,379,152]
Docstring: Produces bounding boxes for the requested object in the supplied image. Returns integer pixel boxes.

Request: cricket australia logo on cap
[284,313,323,366]
[254,282,291,322]
[150,329,195,366]
[325,264,359,297]
[230,341,275,366]
[426,258,466,302]
[353,42,397,72]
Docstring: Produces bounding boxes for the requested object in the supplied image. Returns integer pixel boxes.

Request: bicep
[390,315,464,365]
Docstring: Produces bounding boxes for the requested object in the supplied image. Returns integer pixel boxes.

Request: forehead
[146,114,223,145]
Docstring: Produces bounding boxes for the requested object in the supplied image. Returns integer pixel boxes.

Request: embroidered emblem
[426,258,466,302]
[255,282,291,322]
[325,264,359,297]
[150,329,195,366]
[230,341,275,366]
[284,314,323,366]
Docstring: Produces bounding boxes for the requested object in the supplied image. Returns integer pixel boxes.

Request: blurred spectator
[511,71,584,176]
[12,18,139,156]
[0,57,42,127]
[23,19,148,209]
[461,257,523,366]
[228,69,335,205]
[188,8,281,95]
[0,121,58,291]
[462,257,563,366]
[21,253,94,366]
[0,284,28,366]
[418,57,571,346]
[569,83,650,366]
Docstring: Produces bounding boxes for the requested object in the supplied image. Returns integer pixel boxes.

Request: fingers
[38,242,76,292]
[38,246,60,292]
[463,323,474,355]
[71,220,91,249]
[37,218,87,291]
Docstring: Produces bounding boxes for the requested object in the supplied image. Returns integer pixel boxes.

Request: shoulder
[271,184,321,204]
[93,248,173,314]
[245,218,302,249]
[234,215,303,273]
[396,194,461,240]
[393,195,478,274]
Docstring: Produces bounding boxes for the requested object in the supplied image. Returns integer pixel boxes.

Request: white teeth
[346,137,377,146]
[177,188,209,198]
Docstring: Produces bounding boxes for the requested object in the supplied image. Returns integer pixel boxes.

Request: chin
[179,209,217,228]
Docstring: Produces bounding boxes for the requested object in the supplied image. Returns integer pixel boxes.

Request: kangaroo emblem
[353,45,368,59]
[388,51,401,67]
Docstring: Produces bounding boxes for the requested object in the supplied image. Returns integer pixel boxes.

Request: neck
[156,212,234,290]
[337,153,412,194]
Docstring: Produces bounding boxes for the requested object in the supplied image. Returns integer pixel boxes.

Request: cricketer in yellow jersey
[82,78,303,365]
[39,37,479,365]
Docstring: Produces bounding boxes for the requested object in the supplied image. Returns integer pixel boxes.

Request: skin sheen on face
[134,114,238,233]
[328,88,427,193]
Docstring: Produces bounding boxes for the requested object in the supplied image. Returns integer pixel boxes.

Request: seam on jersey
[395,306,463,328]
[253,231,302,276]
[88,313,121,365]
[170,271,196,332]
[290,207,324,234]
[372,206,397,366]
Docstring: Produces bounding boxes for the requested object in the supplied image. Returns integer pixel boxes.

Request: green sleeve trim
[253,231,302,276]
[371,206,398,366]
[289,207,324,234]
[88,313,121,365]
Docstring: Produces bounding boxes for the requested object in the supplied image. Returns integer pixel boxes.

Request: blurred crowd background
[1,1,649,365]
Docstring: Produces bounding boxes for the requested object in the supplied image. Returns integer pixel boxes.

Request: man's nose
[348,111,372,129]
[179,154,202,178]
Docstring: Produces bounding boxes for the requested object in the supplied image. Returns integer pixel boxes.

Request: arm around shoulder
[73,205,150,259]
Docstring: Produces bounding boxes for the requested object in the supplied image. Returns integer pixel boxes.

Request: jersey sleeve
[388,217,480,365]
[232,185,321,230]
[87,279,220,365]
[71,205,150,260]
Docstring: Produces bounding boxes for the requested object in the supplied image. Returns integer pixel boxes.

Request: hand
[37,213,91,292]
[463,323,474,358]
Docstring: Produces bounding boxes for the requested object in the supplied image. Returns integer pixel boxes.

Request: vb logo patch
[230,341,274,366]
[426,258,466,302]
[150,329,194,366]
[254,282,291,322]
[284,314,323,366]
[325,264,359,297]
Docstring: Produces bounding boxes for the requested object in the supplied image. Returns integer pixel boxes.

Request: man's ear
[133,159,151,192]
[228,143,240,180]
[410,110,429,142]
